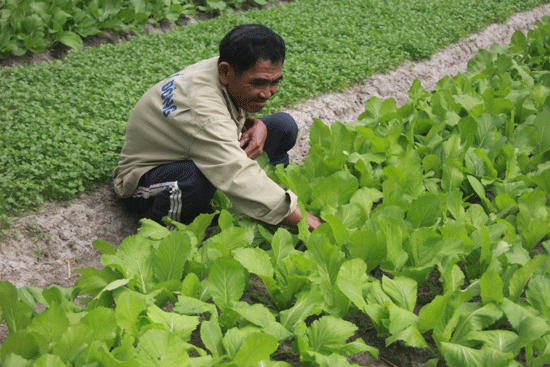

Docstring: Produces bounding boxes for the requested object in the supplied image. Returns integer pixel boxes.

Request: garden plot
[1,4,550,366]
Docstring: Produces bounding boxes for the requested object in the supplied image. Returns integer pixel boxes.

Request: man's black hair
[218,24,285,74]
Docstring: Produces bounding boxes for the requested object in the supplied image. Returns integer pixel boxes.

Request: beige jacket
[112,57,297,225]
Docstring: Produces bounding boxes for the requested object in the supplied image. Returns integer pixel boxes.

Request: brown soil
[1,3,550,366]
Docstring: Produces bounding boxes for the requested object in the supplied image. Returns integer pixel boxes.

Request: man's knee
[280,113,298,153]
[275,112,298,140]
[264,112,298,148]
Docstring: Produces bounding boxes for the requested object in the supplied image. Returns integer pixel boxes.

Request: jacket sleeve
[188,115,297,225]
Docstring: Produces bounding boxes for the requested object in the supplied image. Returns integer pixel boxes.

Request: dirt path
[1,4,550,365]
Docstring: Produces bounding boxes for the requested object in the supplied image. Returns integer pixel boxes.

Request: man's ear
[218,62,233,86]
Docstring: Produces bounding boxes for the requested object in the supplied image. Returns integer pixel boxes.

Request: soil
[1,3,550,366]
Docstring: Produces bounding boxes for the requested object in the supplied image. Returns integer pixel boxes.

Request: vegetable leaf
[207,257,248,310]
[234,332,278,367]
[153,230,194,283]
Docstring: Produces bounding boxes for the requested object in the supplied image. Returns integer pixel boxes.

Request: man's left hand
[240,117,267,159]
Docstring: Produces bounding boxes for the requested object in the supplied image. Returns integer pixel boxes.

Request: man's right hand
[240,117,268,159]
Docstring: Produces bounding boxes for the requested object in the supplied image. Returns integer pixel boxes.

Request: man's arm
[239,118,322,231]
[282,205,323,231]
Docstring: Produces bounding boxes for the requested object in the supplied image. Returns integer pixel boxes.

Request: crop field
[1,0,550,230]
[1,0,550,366]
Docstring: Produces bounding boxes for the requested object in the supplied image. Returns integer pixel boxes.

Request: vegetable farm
[0,0,277,58]
[1,0,550,366]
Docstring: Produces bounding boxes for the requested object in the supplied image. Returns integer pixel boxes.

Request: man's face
[219,59,283,113]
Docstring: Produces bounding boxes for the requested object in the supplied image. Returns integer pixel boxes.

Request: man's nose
[259,85,272,99]
[260,83,279,99]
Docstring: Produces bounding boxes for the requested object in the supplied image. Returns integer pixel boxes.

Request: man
[112,24,322,231]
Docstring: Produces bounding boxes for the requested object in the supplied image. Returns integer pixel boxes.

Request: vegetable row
[0,0,275,58]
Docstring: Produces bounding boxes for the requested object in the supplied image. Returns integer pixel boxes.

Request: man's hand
[283,205,322,231]
[240,117,267,159]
